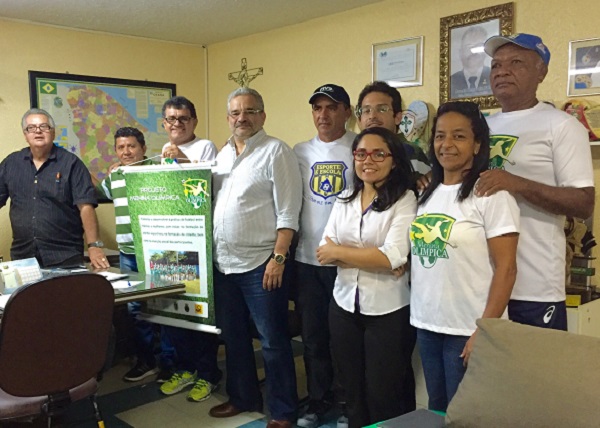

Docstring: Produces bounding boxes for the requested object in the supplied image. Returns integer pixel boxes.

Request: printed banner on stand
[124,163,218,334]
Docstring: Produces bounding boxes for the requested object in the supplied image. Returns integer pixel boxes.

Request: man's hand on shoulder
[416,171,432,192]
[89,246,110,269]
[476,169,523,197]
[107,162,122,174]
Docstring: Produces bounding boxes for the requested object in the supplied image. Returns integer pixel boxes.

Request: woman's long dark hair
[419,101,490,205]
[340,127,417,211]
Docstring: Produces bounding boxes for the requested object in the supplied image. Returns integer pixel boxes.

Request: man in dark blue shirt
[0,108,109,269]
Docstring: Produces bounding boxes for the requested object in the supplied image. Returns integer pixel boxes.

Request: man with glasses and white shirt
[356,81,430,177]
[157,96,222,403]
[161,96,218,163]
[209,87,302,428]
[0,108,109,269]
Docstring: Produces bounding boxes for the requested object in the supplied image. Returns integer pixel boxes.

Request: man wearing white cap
[294,84,355,428]
[475,33,594,330]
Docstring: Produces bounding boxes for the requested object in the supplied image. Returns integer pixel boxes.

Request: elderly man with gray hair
[209,87,302,428]
[0,108,108,269]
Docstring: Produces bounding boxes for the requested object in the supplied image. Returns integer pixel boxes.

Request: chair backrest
[0,274,114,397]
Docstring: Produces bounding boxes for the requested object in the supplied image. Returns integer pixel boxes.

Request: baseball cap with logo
[484,33,551,65]
[309,84,351,106]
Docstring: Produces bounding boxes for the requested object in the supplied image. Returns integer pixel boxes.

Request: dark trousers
[164,326,221,384]
[295,262,338,402]
[329,301,416,428]
[214,261,298,421]
[508,299,568,331]
[121,252,176,369]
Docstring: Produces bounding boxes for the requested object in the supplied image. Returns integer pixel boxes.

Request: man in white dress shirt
[209,87,302,428]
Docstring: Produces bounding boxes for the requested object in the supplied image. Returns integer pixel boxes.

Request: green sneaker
[187,378,216,402]
[160,371,197,395]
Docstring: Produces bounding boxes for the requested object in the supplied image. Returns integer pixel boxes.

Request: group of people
[149,263,198,281]
[0,32,594,428]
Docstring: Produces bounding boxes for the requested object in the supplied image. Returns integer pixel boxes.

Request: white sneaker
[337,414,349,428]
[297,411,319,428]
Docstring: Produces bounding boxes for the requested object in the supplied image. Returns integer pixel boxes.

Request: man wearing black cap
[293,84,355,428]
[475,33,594,330]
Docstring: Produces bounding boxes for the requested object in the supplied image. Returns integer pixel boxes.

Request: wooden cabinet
[567,298,600,337]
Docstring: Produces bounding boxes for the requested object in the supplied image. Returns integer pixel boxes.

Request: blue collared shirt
[0,145,97,266]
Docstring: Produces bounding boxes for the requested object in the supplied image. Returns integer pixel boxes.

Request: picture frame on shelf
[568,38,600,97]
[372,36,423,88]
[440,2,514,109]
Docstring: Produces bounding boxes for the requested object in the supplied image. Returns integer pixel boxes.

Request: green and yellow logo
[181,178,209,209]
[411,213,456,268]
[489,135,518,169]
[310,161,348,199]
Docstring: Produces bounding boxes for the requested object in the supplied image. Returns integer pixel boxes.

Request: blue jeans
[214,261,298,421]
[121,252,175,369]
[416,328,468,412]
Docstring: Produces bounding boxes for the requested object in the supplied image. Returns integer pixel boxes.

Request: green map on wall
[30,71,175,181]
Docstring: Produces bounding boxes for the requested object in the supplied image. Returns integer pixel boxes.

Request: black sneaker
[123,361,159,382]
[156,367,175,384]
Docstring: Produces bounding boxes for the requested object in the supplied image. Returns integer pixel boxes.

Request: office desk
[2,270,186,307]
[109,271,186,304]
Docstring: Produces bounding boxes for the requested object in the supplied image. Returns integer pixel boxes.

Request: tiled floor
[97,340,308,428]
[97,340,428,427]
[6,339,426,427]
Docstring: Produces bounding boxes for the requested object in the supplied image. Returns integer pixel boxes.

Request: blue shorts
[508,300,567,331]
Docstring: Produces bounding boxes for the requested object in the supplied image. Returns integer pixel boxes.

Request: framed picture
[372,36,424,87]
[29,71,176,182]
[440,2,514,108]
[568,38,600,97]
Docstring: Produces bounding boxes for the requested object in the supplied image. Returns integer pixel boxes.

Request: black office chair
[0,274,114,427]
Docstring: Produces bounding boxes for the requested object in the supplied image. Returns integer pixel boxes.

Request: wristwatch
[272,253,287,265]
[87,240,104,249]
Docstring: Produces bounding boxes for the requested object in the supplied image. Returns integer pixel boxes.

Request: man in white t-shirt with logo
[476,33,595,330]
[161,96,217,163]
[294,84,355,428]
[156,96,222,403]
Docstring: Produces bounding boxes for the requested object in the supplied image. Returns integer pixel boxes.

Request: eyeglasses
[164,116,193,125]
[228,109,263,119]
[355,105,393,117]
[353,150,392,162]
[24,123,53,133]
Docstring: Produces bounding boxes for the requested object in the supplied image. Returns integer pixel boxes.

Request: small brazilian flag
[39,81,57,94]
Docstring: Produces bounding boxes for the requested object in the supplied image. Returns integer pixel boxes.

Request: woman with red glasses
[316,126,417,428]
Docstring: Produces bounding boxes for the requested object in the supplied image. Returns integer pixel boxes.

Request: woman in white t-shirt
[410,101,519,412]
[317,127,417,428]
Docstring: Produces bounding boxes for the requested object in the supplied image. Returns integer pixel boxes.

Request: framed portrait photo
[372,36,424,88]
[568,38,600,97]
[440,2,514,108]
